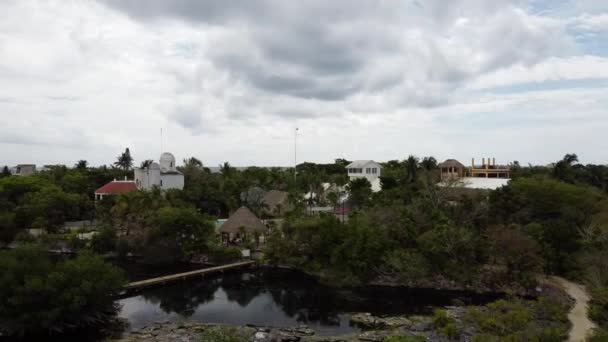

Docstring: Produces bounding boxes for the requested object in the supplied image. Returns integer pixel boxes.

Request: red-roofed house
[94,180,138,200]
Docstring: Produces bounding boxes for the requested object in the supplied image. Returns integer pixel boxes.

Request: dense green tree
[90,226,118,254]
[490,177,604,273]
[487,224,541,284]
[346,178,372,209]
[0,245,125,337]
[417,223,478,279]
[0,211,17,243]
[0,166,11,178]
[421,156,438,171]
[153,206,215,257]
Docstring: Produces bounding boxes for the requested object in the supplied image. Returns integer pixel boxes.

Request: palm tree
[220,162,233,177]
[140,159,154,168]
[405,155,419,183]
[114,148,134,171]
[563,153,579,166]
[75,160,88,170]
[183,157,202,167]
[553,153,579,183]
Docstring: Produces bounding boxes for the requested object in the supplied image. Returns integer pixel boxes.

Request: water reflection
[119,269,501,336]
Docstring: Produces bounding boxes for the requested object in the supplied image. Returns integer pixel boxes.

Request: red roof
[94,181,137,195]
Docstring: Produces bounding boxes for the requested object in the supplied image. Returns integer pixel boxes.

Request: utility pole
[294,127,298,186]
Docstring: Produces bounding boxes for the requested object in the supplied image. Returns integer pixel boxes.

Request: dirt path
[549,276,596,342]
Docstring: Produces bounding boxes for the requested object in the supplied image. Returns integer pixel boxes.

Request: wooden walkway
[123,260,256,292]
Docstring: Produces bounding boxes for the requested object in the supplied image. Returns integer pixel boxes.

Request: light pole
[294,127,298,186]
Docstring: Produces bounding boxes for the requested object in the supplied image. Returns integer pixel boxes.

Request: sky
[1,0,607,167]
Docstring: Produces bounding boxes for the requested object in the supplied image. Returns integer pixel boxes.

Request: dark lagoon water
[118,268,502,336]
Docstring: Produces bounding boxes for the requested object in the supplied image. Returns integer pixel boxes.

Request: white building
[10,164,36,176]
[134,152,184,191]
[346,160,382,192]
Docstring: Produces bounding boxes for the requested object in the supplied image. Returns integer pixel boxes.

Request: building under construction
[470,158,510,178]
[439,157,510,180]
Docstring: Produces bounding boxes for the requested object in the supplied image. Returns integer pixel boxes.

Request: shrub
[467,297,570,341]
[439,323,461,340]
[208,245,243,263]
[534,326,569,341]
[534,296,569,323]
[383,249,430,282]
[200,326,249,342]
[589,287,608,326]
[433,308,450,328]
[589,327,608,342]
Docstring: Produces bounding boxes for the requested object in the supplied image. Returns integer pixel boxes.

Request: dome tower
[159,152,177,173]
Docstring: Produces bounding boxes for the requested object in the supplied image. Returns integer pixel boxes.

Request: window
[372,168,377,174]
[365,168,370,174]
[160,179,163,186]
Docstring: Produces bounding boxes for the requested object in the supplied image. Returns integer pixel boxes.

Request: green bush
[467,297,570,341]
[589,327,608,342]
[383,249,430,282]
[589,287,608,327]
[433,308,450,328]
[208,245,243,263]
[534,326,569,341]
[439,322,461,340]
[200,326,249,342]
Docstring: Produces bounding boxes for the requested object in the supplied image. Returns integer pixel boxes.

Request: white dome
[159,152,176,172]
[149,162,160,170]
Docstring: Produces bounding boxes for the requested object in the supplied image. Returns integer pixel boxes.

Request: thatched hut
[219,206,268,244]
[438,159,466,180]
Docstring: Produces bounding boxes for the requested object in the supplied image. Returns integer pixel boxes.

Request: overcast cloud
[0,0,607,167]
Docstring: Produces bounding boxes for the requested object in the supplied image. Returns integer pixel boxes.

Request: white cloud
[0,0,606,167]
[468,56,608,89]
[571,13,608,31]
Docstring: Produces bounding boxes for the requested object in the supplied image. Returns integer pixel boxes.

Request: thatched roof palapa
[438,159,466,169]
[219,206,267,234]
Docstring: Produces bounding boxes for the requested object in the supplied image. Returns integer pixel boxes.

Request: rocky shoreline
[267,264,543,297]
[116,309,460,342]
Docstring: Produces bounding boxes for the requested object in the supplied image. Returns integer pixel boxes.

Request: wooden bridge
[123,260,256,293]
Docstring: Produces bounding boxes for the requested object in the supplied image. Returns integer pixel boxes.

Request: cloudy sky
[1,0,607,167]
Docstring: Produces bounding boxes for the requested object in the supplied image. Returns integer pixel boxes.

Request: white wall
[134,167,161,190]
[160,174,184,191]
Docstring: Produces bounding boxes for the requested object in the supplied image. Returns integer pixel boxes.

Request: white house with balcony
[134,152,184,191]
[346,160,382,192]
